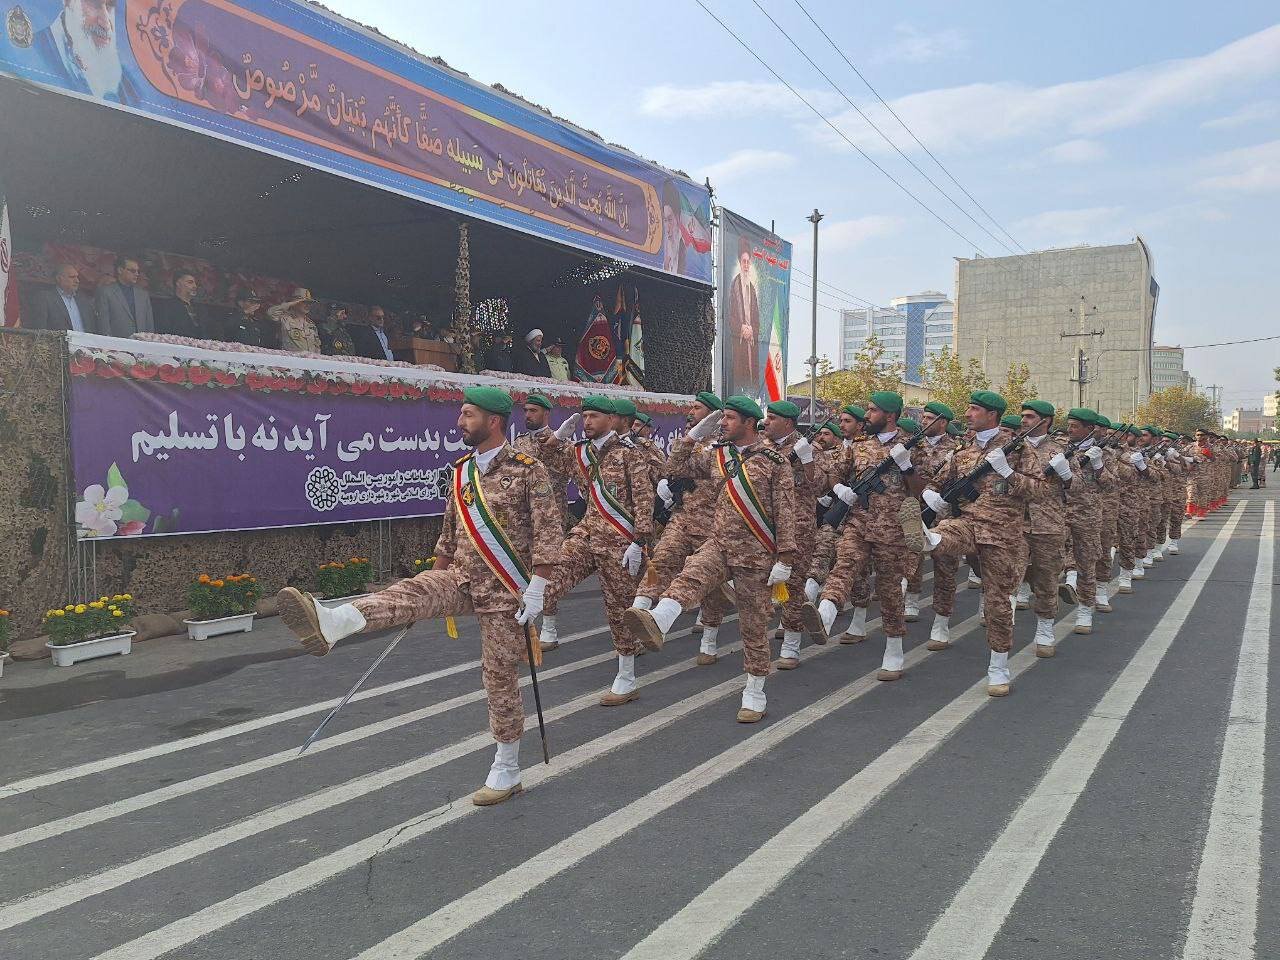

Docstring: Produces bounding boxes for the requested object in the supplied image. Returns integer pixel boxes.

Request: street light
[807,209,823,420]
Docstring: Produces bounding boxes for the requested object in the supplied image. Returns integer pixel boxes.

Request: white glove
[792,436,814,464]
[1129,451,1147,471]
[621,541,644,576]
[1049,453,1073,480]
[818,494,833,508]
[656,479,674,508]
[832,482,856,506]
[553,413,581,441]
[1165,450,1181,462]
[1086,446,1104,469]
[923,488,948,515]
[985,447,1013,478]
[1152,453,1165,464]
[890,442,913,471]
[515,575,548,625]
[804,577,820,603]
[686,409,723,442]
[767,561,792,586]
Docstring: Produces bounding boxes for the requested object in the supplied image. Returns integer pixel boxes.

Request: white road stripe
[1183,499,1272,960]
[86,600,932,960]
[0,620,731,932]
[0,621,614,800]
[907,501,1248,960]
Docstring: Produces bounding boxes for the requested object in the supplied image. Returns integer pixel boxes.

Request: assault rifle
[821,424,929,529]
[921,418,1041,526]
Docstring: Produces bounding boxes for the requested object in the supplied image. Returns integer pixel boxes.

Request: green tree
[1134,386,1220,435]
[919,346,989,417]
[815,335,905,409]
[1000,362,1037,411]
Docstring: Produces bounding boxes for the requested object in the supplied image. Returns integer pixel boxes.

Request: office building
[840,291,954,378]
[1224,409,1275,434]
[1151,344,1192,392]
[1263,393,1279,418]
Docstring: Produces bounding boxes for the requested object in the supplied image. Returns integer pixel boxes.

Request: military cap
[462,386,513,416]
[1066,407,1096,424]
[581,395,616,415]
[1128,425,1143,436]
[970,390,1007,414]
[1000,414,1024,429]
[1141,424,1162,436]
[923,400,955,421]
[842,404,867,421]
[524,392,552,411]
[897,417,921,434]
[1094,414,1113,429]
[868,390,904,415]
[1021,399,1055,419]
[767,400,801,421]
[633,412,653,426]
[612,397,638,418]
[821,421,841,434]
[724,394,764,421]
[695,390,724,411]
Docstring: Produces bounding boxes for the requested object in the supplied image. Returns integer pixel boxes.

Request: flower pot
[184,612,256,641]
[317,592,371,609]
[46,631,135,667]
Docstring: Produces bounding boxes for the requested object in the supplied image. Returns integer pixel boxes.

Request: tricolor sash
[574,440,637,539]
[454,454,530,598]
[716,445,777,552]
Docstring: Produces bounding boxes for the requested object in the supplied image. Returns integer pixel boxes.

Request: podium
[388,337,459,371]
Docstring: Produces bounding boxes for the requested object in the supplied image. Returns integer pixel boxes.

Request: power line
[751,0,1017,255]
[693,0,988,255]
[790,0,1026,254]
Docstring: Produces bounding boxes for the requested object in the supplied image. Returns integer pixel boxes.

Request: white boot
[927,615,952,650]
[968,570,982,589]
[841,605,867,643]
[1111,546,1117,562]
[650,597,682,635]
[879,636,905,680]
[1074,604,1093,635]
[1166,539,1179,555]
[1118,571,1133,593]
[1096,585,1112,612]
[539,614,560,650]
[484,739,521,791]
[604,655,637,703]
[1132,563,1146,580]
[697,625,720,664]
[738,674,767,721]
[1153,544,1165,562]
[1060,569,1078,605]
[777,630,803,668]
[804,577,821,603]
[987,650,1011,696]
[1034,617,1056,657]
[630,596,653,610]
[315,602,367,650]
[1142,550,1154,568]
[1015,582,1031,610]
[905,592,922,621]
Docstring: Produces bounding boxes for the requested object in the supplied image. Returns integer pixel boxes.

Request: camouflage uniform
[1095,445,1123,584]
[1165,452,1186,540]
[925,429,1049,653]
[511,427,570,526]
[770,431,820,633]
[663,437,798,676]
[911,433,960,617]
[1018,434,1068,619]
[1059,441,1115,609]
[540,432,655,656]
[353,445,562,743]
[820,430,926,637]
[811,440,872,606]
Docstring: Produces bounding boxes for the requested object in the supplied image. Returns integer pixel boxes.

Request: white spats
[316,602,367,649]
[699,626,720,657]
[929,616,951,646]
[1035,617,1056,649]
[1074,605,1093,634]
[1118,571,1133,593]
[741,674,766,713]
[819,599,838,635]
[905,592,922,620]
[650,598,683,635]
[539,615,559,646]
[1143,551,1155,568]
[1096,585,1111,611]
[1133,564,1146,579]
[967,571,982,588]
[484,740,521,791]
[780,631,802,660]
[845,605,867,636]
[1065,569,1078,591]
[988,650,1011,688]
[924,529,942,552]
[881,636,905,674]
[630,596,653,611]
[1167,539,1180,555]
[612,655,637,696]
[804,578,820,603]
[1015,582,1031,609]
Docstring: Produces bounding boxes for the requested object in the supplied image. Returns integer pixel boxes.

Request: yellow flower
[213,579,225,588]
[112,609,124,617]
[198,574,211,584]
[0,609,9,616]
[89,600,105,609]
[122,594,132,601]
[45,609,56,618]
[99,596,108,603]
[74,604,87,614]
[54,609,66,617]
[64,604,75,611]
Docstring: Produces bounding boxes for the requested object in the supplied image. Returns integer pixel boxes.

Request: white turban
[525,328,544,342]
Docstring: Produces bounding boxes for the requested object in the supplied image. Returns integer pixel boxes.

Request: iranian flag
[0,175,17,327]
[763,297,785,402]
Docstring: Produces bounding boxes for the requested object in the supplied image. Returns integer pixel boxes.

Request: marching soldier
[912,401,961,651]
[901,390,1050,696]
[1057,408,1113,639]
[1088,415,1123,607]
[625,396,798,722]
[274,387,561,806]
[1161,430,1186,554]
[631,411,668,487]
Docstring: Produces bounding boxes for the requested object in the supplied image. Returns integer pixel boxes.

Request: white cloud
[1198,139,1280,192]
[875,23,966,64]
[1015,206,1125,245]
[701,149,794,185]
[638,80,836,119]
[1201,99,1279,129]
[1041,139,1108,164]
[789,214,905,255]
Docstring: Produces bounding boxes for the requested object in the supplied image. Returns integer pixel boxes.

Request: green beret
[1142,424,1162,436]
[821,421,840,434]
[1128,425,1143,436]
[695,390,724,411]
[462,386,513,416]
[842,404,867,421]
[581,395,616,415]
[524,392,552,411]
[633,412,653,426]
[612,397,637,418]
[1066,407,1095,424]
[897,417,920,434]
[724,394,764,421]
[868,390,904,415]
[947,421,965,436]
[1021,399,1055,419]
[923,401,955,421]
[1094,414,1113,429]
[970,390,1007,414]
[1000,414,1024,430]
[1163,429,1179,440]
[767,400,801,421]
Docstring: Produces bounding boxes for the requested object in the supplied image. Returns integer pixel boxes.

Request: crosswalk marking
[906,501,1247,960]
[1183,500,1272,960]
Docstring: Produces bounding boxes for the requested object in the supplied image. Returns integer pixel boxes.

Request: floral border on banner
[67,336,694,415]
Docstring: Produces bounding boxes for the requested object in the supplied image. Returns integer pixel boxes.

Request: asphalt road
[0,486,1274,960]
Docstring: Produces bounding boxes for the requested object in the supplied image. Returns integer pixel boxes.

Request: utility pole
[1061,295,1103,411]
[807,209,823,421]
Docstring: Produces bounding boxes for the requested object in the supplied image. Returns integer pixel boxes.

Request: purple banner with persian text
[69,374,688,539]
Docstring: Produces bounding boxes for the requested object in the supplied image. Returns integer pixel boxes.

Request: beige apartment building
[955,239,1158,418]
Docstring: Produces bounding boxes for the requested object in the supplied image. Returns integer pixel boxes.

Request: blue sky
[330,0,1280,411]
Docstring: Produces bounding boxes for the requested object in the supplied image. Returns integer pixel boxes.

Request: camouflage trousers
[1166,488,1183,540]
[810,523,872,606]
[929,554,960,617]
[353,571,525,743]
[930,521,1020,653]
[546,530,643,656]
[822,531,911,637]
[1117,499,1140,571]
[665,542,773,676]
[637,521,731,627]
[1096,504,1117,584]
[1021,531,1066,619]
[780,519,818,632]
[1061,520,1100,609]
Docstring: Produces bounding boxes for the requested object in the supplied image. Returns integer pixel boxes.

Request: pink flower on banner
[75,484,127,538]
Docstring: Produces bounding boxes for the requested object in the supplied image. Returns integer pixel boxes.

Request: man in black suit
[348,305,396,360]
[26,263,98,332]
[153,271,210,339]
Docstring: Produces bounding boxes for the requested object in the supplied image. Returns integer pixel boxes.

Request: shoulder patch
[513,452,537,466]
[762,449,787,465]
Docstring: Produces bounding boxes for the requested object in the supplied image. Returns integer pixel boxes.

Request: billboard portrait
[718,209,791,402]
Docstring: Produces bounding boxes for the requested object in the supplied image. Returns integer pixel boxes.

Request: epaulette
[761,448,788,465]
[454,452,474,466]
[619,435,636,448]
[513,451,537,466]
